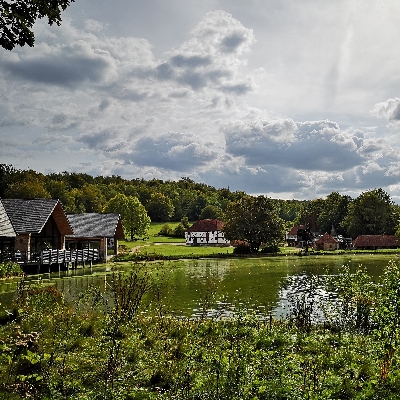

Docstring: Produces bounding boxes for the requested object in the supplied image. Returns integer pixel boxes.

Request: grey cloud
[224,119,364,172]
[390,103,400,121]
[200,164,306,194]
[149,11,255,93]
[4,45,113,87]
[370,98,400,122]
[78,130,124,152]
[129,132,219,171]
[171,55,211,68]
[220,81,253,95]
[221,33,246,53]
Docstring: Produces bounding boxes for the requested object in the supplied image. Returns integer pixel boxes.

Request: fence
[1,249,100,265]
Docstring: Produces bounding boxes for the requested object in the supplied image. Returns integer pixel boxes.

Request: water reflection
[0,255,394,319]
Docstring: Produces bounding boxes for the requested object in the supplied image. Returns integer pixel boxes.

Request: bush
[158,224,173,236]
[0,261,23,278]
[233,244,251,254]
[260,244,281,254]
[173,223,186,238]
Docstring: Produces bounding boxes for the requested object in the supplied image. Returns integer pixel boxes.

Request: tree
[104,194,150,240]
[74,184,106,213]
[146,192,174,222]
[0,164,21,197]
[199,205,223,220]
[223,195,285,253]
[317,192,351,236]
[341,189,396,238]
[5,179,51,199]
[294,198,324,232]
[1,0,75,50]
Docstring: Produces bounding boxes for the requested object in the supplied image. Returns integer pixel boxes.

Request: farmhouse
[0,198,73,263]
[352,235,398,250]
[285,225,307,247]
[185,219,230,246]
[314,232,338,251]
[66,213,125,259]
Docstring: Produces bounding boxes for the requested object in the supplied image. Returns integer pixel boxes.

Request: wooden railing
[1,249,100,265]
[40,249,100,265]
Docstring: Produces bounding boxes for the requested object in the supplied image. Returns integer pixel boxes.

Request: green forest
[1,164,400,240]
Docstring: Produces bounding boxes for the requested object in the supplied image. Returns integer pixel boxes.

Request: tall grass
[2,262,400,399]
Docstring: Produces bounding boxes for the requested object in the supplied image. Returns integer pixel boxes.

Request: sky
[2,0,400,201]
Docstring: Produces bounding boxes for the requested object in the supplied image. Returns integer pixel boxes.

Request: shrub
[260,244,281,254]
[173,223,186,238]
[158,224,172,236]
[0,261,23,278]
[233,244,251,254]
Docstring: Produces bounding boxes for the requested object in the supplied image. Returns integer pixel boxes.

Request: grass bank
[2,262,400,399]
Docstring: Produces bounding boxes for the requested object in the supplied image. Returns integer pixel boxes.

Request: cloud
[148,10,256,93]
[370,98,400,121]
[223,119,364,171]
[2,41,117,87]
[129,132,221,171]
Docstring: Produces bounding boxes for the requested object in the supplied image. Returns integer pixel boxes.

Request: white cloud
[223,119,364,171]
[3,3,400,200]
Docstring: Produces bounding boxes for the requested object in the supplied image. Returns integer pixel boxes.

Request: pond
[0,254,397,319]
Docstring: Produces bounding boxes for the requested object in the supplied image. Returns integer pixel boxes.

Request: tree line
[1,164,400,246]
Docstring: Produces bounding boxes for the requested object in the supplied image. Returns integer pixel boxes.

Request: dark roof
[315,232,337,244]
[0,198,72,235]
[353,235,398,248]
[0,200,16,237]
[66,213,125,239]
[287,225,306,235]
[187,219,224,232]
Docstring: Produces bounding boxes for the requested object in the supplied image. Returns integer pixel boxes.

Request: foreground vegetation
[2,262,400,399]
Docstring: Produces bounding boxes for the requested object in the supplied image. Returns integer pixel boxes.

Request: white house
[185,219,230,246]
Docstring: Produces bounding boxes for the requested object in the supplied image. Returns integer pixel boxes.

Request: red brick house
[185,219,230,246]
[314,232,338,251]
[352,235,398,250]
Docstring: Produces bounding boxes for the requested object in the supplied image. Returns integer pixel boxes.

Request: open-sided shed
[66,213,125,258]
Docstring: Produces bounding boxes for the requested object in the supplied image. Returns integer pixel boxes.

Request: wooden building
[66,213,125,259]
[0,198,73,262]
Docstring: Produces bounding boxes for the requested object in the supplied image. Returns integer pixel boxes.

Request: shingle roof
[0,200,16,237]
[353,235,398,248]
[66,213,125,239]
[0,198,72,235]
[187,219,224,232]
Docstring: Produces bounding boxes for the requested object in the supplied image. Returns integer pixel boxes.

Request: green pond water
[0,254,397,318]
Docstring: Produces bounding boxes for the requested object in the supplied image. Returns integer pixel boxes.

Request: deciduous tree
[223,195,285,253]
[342,188,396,238]
[104,194,150,240]
[146,192,174,222]
[1,0,75,50]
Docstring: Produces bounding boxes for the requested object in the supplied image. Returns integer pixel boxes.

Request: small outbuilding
[352,235,398,250]
[185,219,230,246]
[314,232,338,251]
[66,213,125,259]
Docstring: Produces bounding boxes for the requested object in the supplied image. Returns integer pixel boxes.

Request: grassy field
[118,223,400,260]
[123,222,187,245]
